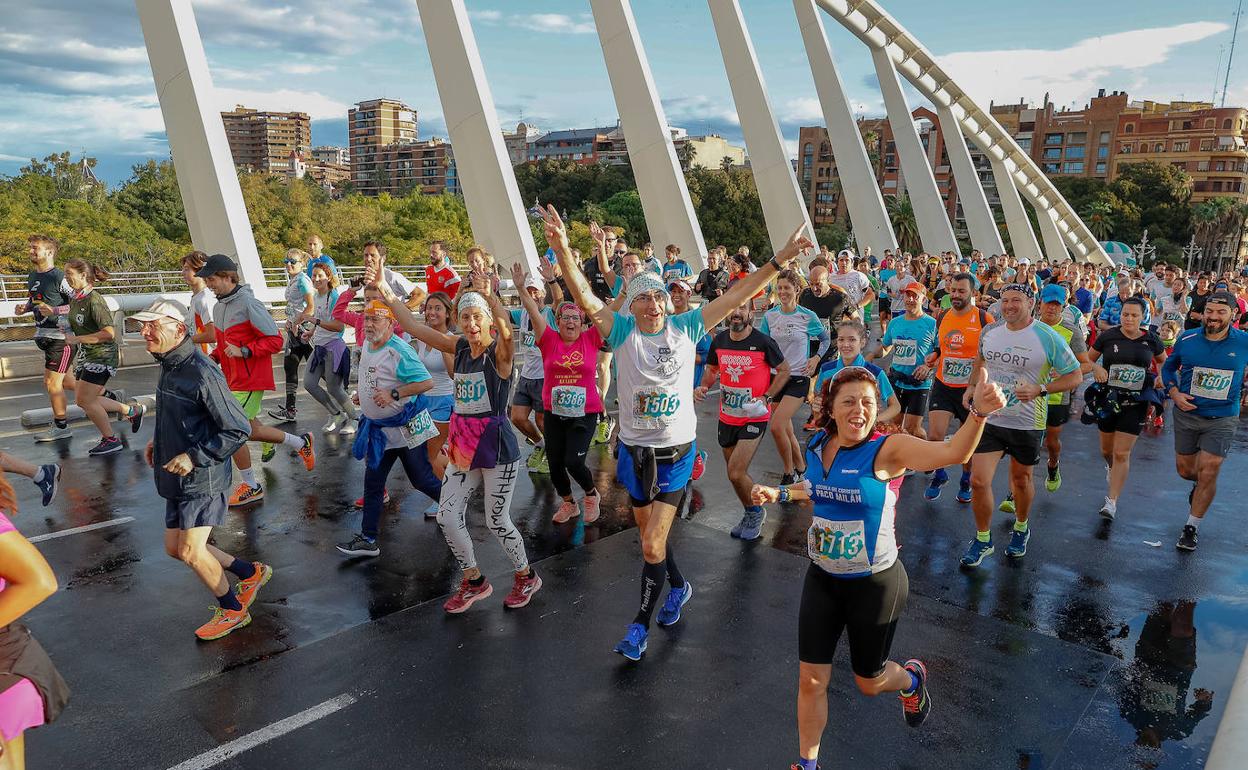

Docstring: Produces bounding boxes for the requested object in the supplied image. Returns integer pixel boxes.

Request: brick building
[220,106,311,174]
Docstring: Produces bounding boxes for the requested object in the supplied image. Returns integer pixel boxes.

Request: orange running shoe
[195,606,251,641]
[228,482,264,506]
[235,562,272,610]
[297,432,316,471]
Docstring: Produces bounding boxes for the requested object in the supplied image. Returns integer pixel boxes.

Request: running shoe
[583,493,601,523]
[613,622,648,661]
[424,500,440,519]
[959,538,994,568]
[592,417,612,445]
[527,447,549,474]
[1045,465,1062,492]
[691,450,708,481]
[126,402,147,434]
[552,499,579,523]
[1006,527,1030,558]
[323,412,347,433]
[34,425,72,443]
[336,534,380,558]
[235,562,273,609]
[802,417,819,432]
[267,405,297,422]
[1152,413,1164,429]
[503,570,543,609]
[297,433,316,471]
[899,659,931,728]
[955,479,972,505]
[88,436,123,456]
[999,494,1016,514]
[737,506,766,541]
[1099,498,1116,521]
[656,582,693,627]
[924,468,948,501]
[444,577,493,613]
[338,417,357,436]
[229,482,264,506]
[1176,524,1198,552]
[35,464,60,507]
[195,606,251,641]
[780,472,796,486]
[260,443,276,463]
[354,491,391,508]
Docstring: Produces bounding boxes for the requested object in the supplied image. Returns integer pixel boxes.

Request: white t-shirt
[382,267,417,299]
[309,289,343,347]
[606,309,706,447]
[829,270,871,306]
[511,307,555,381]
[359,336,431,449]
[759,306,827,377]
[979,320,1080,431]
[417,341,454,397]
[190,287,217,334]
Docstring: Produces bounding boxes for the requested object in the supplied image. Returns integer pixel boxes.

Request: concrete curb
[1207,641,1248,769]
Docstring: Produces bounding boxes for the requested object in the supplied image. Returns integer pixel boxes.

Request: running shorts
[617,441,696,507]
[231,390,264,420]
[423,393,454,423]
[165,493,228,530]
[1095,400,1148,437]
[1172,408,1237,458]
[717,419,768,448]
[798,561,909,677]
[929,380,969,422]
[896,387,931,418]
[512,376,544,411]
[75,361,115,387]
[781,375,812,400]
[1045,403,1071,428]
[35,337,74,374]
[974,423,1044,466]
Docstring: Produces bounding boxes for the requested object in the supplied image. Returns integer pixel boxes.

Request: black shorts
[1046,403,1071,428]
[165,493,228,530]
[717,419,768,448]
[781,375,811,400]
[1096,399,1149,437]
[798,562,909,677]
[974,423,1044,466]
[75,362,116,387]
[895,387,930,418]
[878,295,892,315]
[35,337,75,374]
[285,329,312,359]
[929,380,969,422]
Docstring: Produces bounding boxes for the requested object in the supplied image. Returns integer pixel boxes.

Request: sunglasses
[284,259,299,265]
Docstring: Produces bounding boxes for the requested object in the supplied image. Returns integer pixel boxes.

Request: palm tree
[1193,196,1248,271]
[676,142,697,171]
[1082,200,1115,241]
[886,193,920,253]
[720,155,735,173]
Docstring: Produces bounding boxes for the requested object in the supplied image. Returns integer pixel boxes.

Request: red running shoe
[691,450,708,481]
[443,577,493,614]
[503,570,543,609]
[354,491,391,508]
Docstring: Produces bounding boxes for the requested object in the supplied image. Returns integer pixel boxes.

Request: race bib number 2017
[892,339,918,367]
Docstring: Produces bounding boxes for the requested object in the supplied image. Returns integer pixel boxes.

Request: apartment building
[220,106,311,174]
[349,98,417,195]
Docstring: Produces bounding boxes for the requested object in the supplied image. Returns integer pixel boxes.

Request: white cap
[131,299,190,325]
[1017,258,1031,265]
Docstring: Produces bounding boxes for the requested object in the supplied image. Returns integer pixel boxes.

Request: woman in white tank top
[418,292,456,476]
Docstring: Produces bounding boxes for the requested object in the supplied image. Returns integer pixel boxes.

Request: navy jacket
[152,337,250,500]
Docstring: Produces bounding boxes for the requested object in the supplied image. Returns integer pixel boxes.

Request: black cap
[195,253,238,278]
[1206,290,1238,308]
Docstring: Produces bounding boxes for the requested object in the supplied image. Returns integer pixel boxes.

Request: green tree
[1109,161,1192,245]
[1082,200,1115,241]
[886,193,920,254]
[1192,196,1248,271]
[676,142,697,171]
[112,159,189,242]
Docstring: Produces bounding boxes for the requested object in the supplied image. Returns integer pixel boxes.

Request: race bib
[892,339,918,367]
[1107,364,1147,392]
[631,385,681,430]
[807,519,871,575]
[551,385,587,418]
[942,357,973,385]
[721,385,768,420]
[401,409,439,448]
[521,330,536,348]
[453,371,491,414]
[1190,366,1234,401]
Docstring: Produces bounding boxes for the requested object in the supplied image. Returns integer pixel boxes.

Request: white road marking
[167,693,358,770]
[28,516,136,543]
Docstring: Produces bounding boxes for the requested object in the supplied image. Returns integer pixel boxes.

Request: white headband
[457,291,492,317]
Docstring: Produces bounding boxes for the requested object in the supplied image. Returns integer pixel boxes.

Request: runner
[62,259,146,455]
[750,370,1007,770]
[303,263,357,435]
[670,279,711,481]
[545,204,812,661]
[508,271,554,474]
[0,475,71,768]
[137,299,273,640]
[22,235,76,443]
[661,245,693,285]
[960,283,1083,567]
[829,250,876,317]
[760,270,831,485]
[305,234,340,280]
[694,302,789,540]
[1160,290,1248,550]
[426,240,462,299]
[693,249,730,305]
[335,300,439,558]
[800,267,854,430]
[1035,284,1092,493]
[197,254,315,505]
[872,280,937,439]
[180,251,219,356]
[376,274,542,612]
[921,274,991,504]
[267,249,314,423]
[1088,297,1166,521]
[813,320,900,424]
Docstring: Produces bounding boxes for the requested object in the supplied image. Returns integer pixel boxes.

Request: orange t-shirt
[933,307,993,387]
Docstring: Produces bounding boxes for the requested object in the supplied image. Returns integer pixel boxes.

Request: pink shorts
[0,678,45,740]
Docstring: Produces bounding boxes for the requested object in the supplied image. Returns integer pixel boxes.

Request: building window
[1099,131,1111,143]
[1096,162,1108,174]
[1066,146,1086,159]
[1068,132,1088,144]
[1042,162,1060,173]
[1097,146,1109,159]
[1153,143,1164,153]
[1223,118,1233,130]
[1017,138,1032,152]
[1043,147,1062,160]
[1197,161,1210,171]
[1204,119,1215,128]
[1044,133,1064,145]
[1173,140,1189,152]
[1172,161,1187,171]
[1216,161,1226,171]
[1200,139,1214,151]
[1124,124,1135,134]
[1062,161,1084,174]
[1120,143,1133,154]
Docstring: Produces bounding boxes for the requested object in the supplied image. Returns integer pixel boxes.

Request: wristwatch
[1038,385,1049,397]
[390,388,402,402]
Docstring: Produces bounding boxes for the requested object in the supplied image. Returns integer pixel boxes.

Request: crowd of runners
[3,225,1247,770]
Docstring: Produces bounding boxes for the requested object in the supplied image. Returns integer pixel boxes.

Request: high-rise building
[349,98,417,195]
[220,105,311,174]
[311,146,350,166]
[528,126,619,165]
[1003,90,1128,179]
[367,138,457,197]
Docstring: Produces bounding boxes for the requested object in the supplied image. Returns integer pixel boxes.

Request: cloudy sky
[1,0,1243,186]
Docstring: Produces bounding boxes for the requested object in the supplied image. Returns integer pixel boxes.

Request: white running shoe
[338,417,357,436]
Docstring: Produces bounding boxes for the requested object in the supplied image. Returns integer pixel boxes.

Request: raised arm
[702,225,813,329]
[510,262,549,339]
[485,288,514,380]
[543,205,615,339]
[372,272,457,355]
[590,221,618,288]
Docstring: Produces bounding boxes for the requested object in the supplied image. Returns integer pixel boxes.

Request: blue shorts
[422,394,454,423]
[165,493,228,530]
[616,440,696,505]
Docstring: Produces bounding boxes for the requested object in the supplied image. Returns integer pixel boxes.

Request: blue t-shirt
[693,332,712,389]
[804,433,901,578]
[1074,287,1094,315]
[1161,328,1248,417]
[1099,295,1152,327]
[815,355,895,402]
[880,314,938,389]
[662,260,694,284]
[878,269,897,294]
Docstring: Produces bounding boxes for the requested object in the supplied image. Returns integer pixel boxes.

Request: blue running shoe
[955,481,972,504]
[1006,527,1030,558]
[35,463,60,507]
[924,468,948,501]
[656,582,693,627]
[614,622,648,661]
[737,507,766,541]
[959,538,994,568]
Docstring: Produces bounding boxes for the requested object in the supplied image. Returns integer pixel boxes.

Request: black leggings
[283,331,312,410]
[797,561,909,677]
[544,412,598,498]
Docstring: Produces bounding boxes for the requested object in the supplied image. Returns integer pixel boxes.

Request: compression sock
[976,530,991,543]
[468,574,486,586]
[1186,515,1201,530]
[54,418,68,430]
[240,468,258,487]
[217,589,243,612]
[960,470,972,485]
[226,558,256,580]
[901,667,921,696]
[664,545,685,589]
[1014,519,1029,533]
[634,560,667,628]
[282,433,305,449]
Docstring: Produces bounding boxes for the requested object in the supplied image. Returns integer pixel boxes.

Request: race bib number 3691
[454,371,491,414]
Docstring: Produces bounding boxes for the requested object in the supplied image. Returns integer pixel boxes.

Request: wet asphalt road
[4,360,1246,769]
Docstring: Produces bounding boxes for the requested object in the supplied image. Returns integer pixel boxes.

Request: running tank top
[935,308,991,387]
[448,337,519,469]
[417,341,454,397]
[804,433,901,579]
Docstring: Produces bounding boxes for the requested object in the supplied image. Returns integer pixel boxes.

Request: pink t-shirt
[537,325,604,417]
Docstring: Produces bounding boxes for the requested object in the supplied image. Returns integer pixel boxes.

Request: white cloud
[662,95,741,128]
[212,87,349,120]
[782,97,825,124]
[0,153,29,162]
[511,13,596,35]
[938,22,1229,109]
[470,9,502,23]
[278,62,337,75]
[0,91,167,159]
[0,32,146,68]
[212,66,265,83]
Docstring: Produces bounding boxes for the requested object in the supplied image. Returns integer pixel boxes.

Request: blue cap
[1040,283,1068,304]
